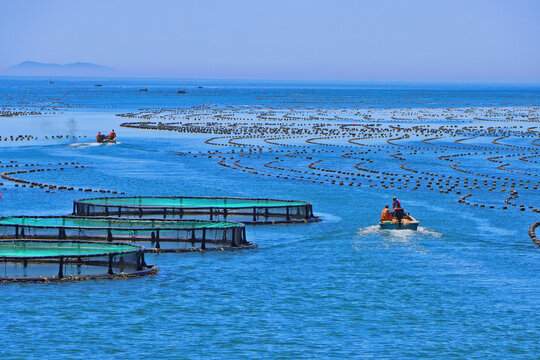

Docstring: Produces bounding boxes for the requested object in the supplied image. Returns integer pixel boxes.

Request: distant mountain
[4,61,120,77]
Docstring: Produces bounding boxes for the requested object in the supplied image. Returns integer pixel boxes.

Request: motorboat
[96,134,116,143]
[380,213,419,230]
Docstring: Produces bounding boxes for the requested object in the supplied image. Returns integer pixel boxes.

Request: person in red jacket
[392,196,401,211]
[108,130,116,140]
[392,196,405,228]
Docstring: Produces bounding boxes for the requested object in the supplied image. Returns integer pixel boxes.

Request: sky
[0,0,539,82]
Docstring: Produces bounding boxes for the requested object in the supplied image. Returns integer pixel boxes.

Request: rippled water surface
[0,78,539,359]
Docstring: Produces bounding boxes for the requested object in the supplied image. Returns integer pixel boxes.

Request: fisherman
[108,130,116,140]
[392,196,405,228]
[392,196,401,211]
[380,205,392,222]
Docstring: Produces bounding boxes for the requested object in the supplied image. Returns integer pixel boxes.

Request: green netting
[77,197,307,208]
[0,240,155,282]
[0,217,237,229]
[0,216,249,252]
[74,196,317,225]
[0,241,137,258]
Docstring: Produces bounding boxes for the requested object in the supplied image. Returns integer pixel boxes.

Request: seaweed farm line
[0,80,539,359]
[3,107,540,216]
[118,106,540,216]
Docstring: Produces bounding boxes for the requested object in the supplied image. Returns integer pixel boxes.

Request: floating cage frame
[0,239,157,282]
[73,196,320,224]
[0,216,255,253]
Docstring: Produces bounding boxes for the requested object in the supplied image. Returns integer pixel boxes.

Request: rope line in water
[528,222,540,247]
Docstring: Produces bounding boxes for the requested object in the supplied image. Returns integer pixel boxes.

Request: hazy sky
[1,0,539,82]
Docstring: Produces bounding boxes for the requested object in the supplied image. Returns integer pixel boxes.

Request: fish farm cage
[0,239,157,282]
[0,216,254,253]
[73,196,320,224]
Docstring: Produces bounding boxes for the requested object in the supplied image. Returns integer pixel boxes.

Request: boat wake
[379,227,419,243]
[353,225,438,256]
[354,225,413,247]
[417,226,442,237]
[354,224,442,249]
[355,225,381,236]
[356,225,440,237]
[68,142,101,148]
[68,142,120,148]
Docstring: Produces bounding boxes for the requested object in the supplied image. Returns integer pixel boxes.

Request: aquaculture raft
[0,240,157,282]
[73,196,320,224]
[0,216,254,253]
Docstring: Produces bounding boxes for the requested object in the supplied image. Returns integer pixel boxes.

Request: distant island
[4,61,120,77]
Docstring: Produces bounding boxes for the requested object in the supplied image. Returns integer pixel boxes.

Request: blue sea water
[0,77,539,359]
[1,77,540,111]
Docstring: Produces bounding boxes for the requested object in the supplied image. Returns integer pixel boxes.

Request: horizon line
[1,74,539,87]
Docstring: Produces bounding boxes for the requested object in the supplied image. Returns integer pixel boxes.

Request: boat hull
[380,218,419,231]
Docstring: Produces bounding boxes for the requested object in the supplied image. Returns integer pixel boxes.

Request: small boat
[97,137,116,143]
[380,214,419,230]
[96,135,117,143]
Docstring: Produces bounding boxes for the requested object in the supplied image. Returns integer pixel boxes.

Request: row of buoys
[0,111,43,117]
[215,142,539,211]
[1,162,124,195]
[0,134,87,142]
[529,222,540,247]
[116,107,539,214]
[112,106,537,122]
[120,115,537,155]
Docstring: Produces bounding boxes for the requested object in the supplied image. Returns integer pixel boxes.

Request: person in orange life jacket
[380,205,392,221]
